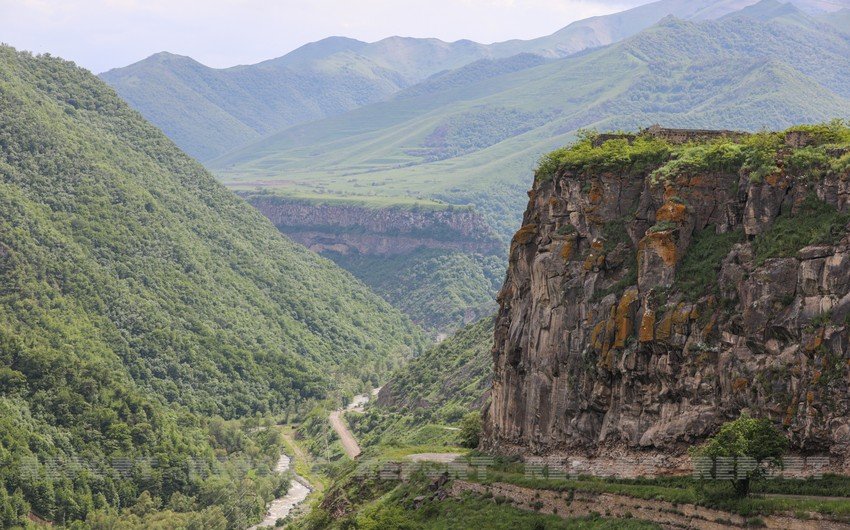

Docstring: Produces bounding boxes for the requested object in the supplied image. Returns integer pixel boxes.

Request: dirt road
[329,408,362,458]
[329,388,385,459]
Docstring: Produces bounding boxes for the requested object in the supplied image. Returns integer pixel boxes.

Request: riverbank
[247,448,312,529]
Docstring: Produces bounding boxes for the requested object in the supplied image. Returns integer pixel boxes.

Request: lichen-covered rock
[483,133,850,469]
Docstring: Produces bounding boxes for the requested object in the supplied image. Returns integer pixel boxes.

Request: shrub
[459,412,483,449]
[692,415,788,497]
[535,134,670,181]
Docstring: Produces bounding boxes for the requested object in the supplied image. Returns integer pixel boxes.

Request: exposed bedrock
[483,145,850,468]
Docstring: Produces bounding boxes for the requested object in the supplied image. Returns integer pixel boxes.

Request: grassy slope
[348,318,495,448]
[0,45,424,526]
[212,8,850,240]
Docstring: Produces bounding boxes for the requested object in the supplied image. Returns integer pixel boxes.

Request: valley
[4,0,850,528]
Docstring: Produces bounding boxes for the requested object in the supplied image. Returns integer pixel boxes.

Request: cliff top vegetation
[535,121,850,183]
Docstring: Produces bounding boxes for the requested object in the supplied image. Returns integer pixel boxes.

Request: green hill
[100,0,800,162]
[212,3,850,240]
[348,317,494,448]
[0,45,423,527]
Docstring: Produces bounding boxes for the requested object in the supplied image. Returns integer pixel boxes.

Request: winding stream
[247,453,311,529]
[248,388,380,529]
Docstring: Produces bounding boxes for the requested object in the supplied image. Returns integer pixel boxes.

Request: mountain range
[97,0,850,337]
[101,0,850,162]
[211,0,850,239]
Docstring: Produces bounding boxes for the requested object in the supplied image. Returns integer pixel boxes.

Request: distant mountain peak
[723,0,806,21]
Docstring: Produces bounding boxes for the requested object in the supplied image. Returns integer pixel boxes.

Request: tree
[459,412,482,449]
[693,415,788,497]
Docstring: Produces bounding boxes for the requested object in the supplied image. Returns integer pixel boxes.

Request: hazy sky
[0,0,653,73]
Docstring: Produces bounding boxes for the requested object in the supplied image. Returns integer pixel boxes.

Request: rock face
[483,131,850,466]
[244,195,502,256]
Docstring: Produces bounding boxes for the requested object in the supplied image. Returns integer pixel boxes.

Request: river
[247,453,311,529]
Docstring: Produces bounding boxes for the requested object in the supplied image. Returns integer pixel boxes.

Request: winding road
[329,388,379,459]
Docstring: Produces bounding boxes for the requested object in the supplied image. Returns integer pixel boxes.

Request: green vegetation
[692,415,789,497]
[210,8,850,243]
[651,141,745,182]
[544,122,850,187]
[0,45,425,527]
[474,471,850,519]
[459,412,483,449]
[754,193,850,265]
[537,133,671,182]
[329,250,503,334]
[675,227,744,300]
[348,318,494,449]
[297,468,659,530]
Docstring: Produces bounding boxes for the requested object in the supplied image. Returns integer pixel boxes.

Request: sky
[0,0,653,73]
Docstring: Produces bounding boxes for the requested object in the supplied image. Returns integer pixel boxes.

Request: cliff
[242,194,505,334]
[244,195,502,256]
[483,125,850,469]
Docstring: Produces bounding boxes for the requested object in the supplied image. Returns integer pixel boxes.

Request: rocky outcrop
[483,134,850,468]
[244,195,502,256]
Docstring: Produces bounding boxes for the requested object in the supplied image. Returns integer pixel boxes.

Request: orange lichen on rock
[784,405,795,426]
[614,288,639,348]
[655,311,673,342]
[513,224,538,245]
[591,321,606,353]
[639,310,656,342]
[640,231,678,266]
[560,240,575,261]
[655,201,687,224]
[587,181,603,204]
[672,303,693,325]
[804,329,825,352]
[764,172,783,187]
[583,252,605,271]
[688,175,708,187]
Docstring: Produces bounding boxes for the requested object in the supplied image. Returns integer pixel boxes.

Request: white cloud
[0,0,651,72]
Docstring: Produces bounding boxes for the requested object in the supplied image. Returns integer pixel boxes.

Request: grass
[295,469,660,530]
[753,194,850,265]
[409,495,660,529]
[230,188,454,210]
[470,471,850,519]
[675,227,744,300]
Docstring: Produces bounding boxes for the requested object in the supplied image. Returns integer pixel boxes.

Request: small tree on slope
[693,415,788,497]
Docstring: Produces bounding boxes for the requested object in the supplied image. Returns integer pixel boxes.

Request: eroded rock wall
[244,195,502,256]
[484,165,850,465]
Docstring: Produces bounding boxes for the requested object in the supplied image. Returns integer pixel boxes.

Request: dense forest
[0,45,424,527]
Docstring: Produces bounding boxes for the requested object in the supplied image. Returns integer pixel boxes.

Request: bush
[460,412,483,449]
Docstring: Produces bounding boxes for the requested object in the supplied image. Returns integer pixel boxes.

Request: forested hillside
[0,45,423,527]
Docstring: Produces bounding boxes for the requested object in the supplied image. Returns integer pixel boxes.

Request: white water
[247,453,311,529]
